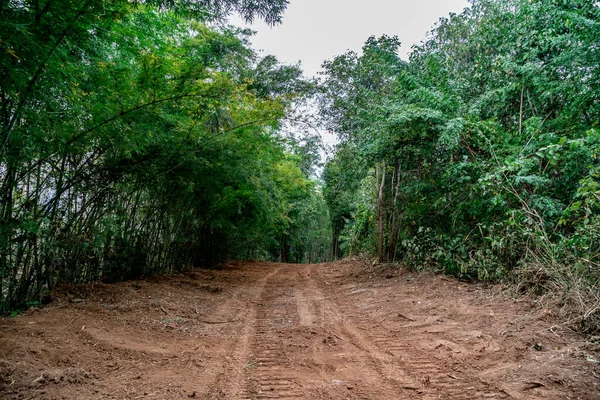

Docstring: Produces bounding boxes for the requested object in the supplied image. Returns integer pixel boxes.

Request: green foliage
[320,0,600,331]
[0,0,330,312]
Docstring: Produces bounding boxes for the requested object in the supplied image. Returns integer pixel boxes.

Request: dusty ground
[1,259,599,399]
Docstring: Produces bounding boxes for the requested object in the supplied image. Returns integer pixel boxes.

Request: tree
[320,1,600,332]
[0,1,331,312]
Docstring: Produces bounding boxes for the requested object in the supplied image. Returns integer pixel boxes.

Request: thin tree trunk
[519,82,524,136]
[0,161,16,305]
[388,161,400,262]
[376,160,386,263]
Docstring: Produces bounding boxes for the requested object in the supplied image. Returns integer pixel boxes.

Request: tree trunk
[0,162,15,305]
[388,162,400,262]
[280,233,290,263]
[376,160,386,263]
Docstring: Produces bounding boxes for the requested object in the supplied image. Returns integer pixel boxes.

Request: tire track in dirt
[202,265,283,399]
[239,265,305,399]
[239,264,409,398]
[299,264,413,398]
[313,266,508,400]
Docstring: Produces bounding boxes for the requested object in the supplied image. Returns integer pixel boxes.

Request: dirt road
[1,260,599,399]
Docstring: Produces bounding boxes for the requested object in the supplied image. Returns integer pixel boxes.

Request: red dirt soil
[1,259,599,399]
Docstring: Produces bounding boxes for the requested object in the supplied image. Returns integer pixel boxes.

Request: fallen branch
[523,381,545,390]
[201,319,239,324]
[397,313,415,321]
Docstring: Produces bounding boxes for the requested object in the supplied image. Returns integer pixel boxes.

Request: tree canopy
[0,0,330,312]
[319,0,600,332]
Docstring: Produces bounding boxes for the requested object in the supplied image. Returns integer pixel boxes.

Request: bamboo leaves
[0,1,329,311]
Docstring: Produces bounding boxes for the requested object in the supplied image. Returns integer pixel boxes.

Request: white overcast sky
[230,0,471,78]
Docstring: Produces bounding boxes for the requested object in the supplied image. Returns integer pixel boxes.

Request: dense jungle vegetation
[1,0,599,333]
[320,0,600,332]
[0,0,331,312]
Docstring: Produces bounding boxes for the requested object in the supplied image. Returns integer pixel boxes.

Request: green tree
[0,1,331,312]
[320,0,600,331]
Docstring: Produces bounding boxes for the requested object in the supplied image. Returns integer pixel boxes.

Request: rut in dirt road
[1,260,599,399]
[200,263,597,399]
[228,264,508,400]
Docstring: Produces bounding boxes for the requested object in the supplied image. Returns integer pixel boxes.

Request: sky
[230,0,471,78]
[229,0,471,162]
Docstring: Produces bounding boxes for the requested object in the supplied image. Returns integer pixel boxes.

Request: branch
[65,92,197,147]
[1,0,93,154]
